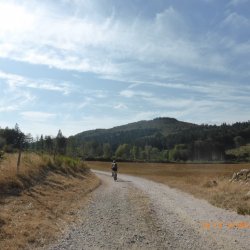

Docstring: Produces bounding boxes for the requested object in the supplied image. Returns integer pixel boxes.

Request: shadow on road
[116,179,132,183]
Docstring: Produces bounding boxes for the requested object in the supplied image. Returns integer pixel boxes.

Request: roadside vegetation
[0,124,100,249]
[87,161,250,215]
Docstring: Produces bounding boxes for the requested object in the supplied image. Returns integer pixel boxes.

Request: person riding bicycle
[111,160,118,181]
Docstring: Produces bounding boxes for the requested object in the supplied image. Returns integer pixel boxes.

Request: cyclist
[111,160,118,181]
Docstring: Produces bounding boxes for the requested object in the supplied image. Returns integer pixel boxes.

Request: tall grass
[0,153,98,250]
[0,153,89,196]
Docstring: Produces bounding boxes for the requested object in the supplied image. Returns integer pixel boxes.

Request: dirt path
[45,170,250,250]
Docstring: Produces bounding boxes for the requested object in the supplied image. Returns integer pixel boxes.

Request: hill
[67,117,250,162]
[71,117,196,148]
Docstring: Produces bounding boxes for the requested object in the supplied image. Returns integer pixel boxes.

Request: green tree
[56,129,67,155]
[144,145,152,161]
[151,147,161,161]
[138,147,146,160]
[161,150,169,161]
[169,144,189,162]
[82,142,92,158]
[103,143,112,159]
[39,135,44,154]
[0,136,6,149]
[234,136,245,148]
[66,136,79,157]
[14,124,26,172]
[115,144,130,159]
[44,135,54,154]
[2,127,19,152]
[131,145,139,160]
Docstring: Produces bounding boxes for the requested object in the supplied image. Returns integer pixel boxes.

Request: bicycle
[112,170,117,181]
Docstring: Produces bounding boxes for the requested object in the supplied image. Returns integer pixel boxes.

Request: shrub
[237,206,250,215]
[203,180,218,188]
[0,150,4,159]
[3,144,15,153]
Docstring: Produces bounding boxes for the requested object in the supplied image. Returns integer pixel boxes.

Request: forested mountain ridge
[1,118,250,162]
[72,117,196,146]
[66,117,250,162]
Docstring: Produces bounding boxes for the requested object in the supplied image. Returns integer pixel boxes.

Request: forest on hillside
[1,118,250,162]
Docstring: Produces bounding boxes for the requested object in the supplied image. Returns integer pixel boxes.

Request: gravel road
[45,170,250,250]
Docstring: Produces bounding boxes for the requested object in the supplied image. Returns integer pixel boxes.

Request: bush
[237,206,250,215]
[226,145,250,162]
[3,145,15,153]
[0,150,4,159]
[203,180,218,188]
[52,156,88,174]
[54,157,63,167]
[0,136,5,149]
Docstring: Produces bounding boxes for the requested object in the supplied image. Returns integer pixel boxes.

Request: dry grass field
[0,153,100,250]
[87,161,250,215]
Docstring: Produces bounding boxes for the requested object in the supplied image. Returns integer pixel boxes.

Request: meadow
[86,161,250,215]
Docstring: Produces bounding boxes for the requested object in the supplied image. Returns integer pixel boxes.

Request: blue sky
[0,0,250,137]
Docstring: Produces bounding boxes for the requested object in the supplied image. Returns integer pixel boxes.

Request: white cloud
[0,1,237,81]
[119,90,135,98]
[233,41,250,54]
[83,90,108,98]
[117,79,250,124]
[114,103,127,109]
[229,0,250,6]
[20,111,56,122]
[0,1,119,75]
[0,2,34,35]
[78,97,93,109]
[144,97,194,109]
[120,90,152,98]
[121,78,250,106]
[155,7,186,37]
[0,80,35,113]
[0,70,72,95]
[221,12,250,28]
[0,104,18,112]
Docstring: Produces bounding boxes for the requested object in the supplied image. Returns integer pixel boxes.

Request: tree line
[63,121,250,162]
[0,125,67,171]
[1,120,250,163]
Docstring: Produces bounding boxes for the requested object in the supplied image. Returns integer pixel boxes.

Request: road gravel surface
[45,170,250,250]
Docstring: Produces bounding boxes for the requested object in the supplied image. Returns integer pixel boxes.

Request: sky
[0,0,250,137]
